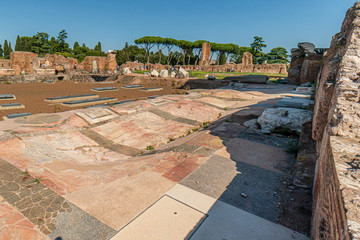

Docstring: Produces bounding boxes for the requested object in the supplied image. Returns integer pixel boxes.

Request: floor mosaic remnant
[0,84,311,239]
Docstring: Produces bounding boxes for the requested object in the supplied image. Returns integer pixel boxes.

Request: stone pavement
[0,84,310,240]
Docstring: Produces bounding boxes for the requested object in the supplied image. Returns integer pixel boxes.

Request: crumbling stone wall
[288,43,324,85]
[312,2,360,239]
[10,51,38,75]
[0,51,117,76]
[43,54,78,72]
[82,53,117,74]
[242,52,253,68]
[199,42,211,67]
[0,59,10,69]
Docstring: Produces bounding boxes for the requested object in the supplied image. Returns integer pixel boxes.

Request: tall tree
[0,44,3,57]
[230,46,252,63]
[164,38,178,65]
[219,52,226,65]
[57,30,69,53]
[153,37,165,64]
[49,37,59,54]
[134,36,156,64]
[267,47,289,64]
[15,35,20,51]
[9,42,13,53]
[31,32,50,56]
[73,41,80,49]
[3,40,10,59]
[20,36,33,52]
[250,36,267,64]
[94,42,102,52]
[177,40,193,65]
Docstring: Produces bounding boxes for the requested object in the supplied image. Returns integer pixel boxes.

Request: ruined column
[199,42,211,67]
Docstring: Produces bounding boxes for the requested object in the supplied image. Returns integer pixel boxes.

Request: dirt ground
[0,81,181,119]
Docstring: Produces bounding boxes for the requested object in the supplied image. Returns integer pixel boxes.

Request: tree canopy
[2,33,289,65]
[10,30,106,61]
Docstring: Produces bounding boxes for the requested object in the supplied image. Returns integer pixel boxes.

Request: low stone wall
[312,3,360,239]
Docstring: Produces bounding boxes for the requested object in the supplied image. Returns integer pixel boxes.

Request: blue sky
[0,0,356,53]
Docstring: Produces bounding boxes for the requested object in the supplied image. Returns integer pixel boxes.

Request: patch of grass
[202,121,210,128]
[23,169,30,176]
[167,137,175,143]
[218,113,222,118]
[146,145,154,151]
[34,177,43,184]
[134,70,151,74]
[223,107,229,111]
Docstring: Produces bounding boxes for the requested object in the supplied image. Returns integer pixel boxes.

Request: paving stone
[92,111,194,150]
[110,196,205,240]
[0,159,116,239]
[14,114,61,124]
[237,129,299,151]
[180,155,286,224]
[0,196,48,240]
[157,99,223,123]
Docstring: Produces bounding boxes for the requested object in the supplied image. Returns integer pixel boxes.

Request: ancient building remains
[199,42,211,67]
[241,52,253,68]
[309,2,360,239]
[121,51,287,75]
[0,51,117,76]
[10,51,38,75]
[288,42,325,85]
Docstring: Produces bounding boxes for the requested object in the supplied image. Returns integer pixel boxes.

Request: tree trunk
[210,52,215,64]
[176,54,180,65]
[158,49,162,64]
[167,52,174,65]
[183,50,186,66]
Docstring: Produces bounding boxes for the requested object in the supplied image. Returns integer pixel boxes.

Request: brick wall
[312,3,360,239]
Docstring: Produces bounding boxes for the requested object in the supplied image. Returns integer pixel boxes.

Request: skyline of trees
[1,30,106,61]
[1,32,289,66]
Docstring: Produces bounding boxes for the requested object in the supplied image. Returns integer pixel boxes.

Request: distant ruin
[121,50,287,74]
[199,42,211,67]
[0,42,287,78]
[0,51,117,76]
[288,42,325,85]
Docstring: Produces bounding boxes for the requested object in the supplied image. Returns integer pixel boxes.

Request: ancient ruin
[0,2,359,240]
[0,50,117,76]
[311,3,360,239]
[288,43,325,85]
[121,51,287,74]
[199,42,211,66]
